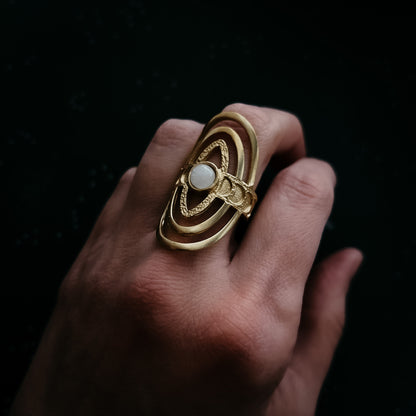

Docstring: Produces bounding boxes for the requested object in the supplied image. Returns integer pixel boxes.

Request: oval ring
[157,111,259,251]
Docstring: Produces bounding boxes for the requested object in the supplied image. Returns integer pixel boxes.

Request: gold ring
[157,111,259,250]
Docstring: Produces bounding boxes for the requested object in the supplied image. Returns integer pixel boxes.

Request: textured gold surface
[157,111,259,250]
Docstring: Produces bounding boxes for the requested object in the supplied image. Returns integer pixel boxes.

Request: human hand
[11,103,363,416]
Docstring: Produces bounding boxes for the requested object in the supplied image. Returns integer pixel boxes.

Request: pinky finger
[282,248,363,404]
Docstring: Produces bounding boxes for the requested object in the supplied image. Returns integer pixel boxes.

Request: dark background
[1,2,415,415]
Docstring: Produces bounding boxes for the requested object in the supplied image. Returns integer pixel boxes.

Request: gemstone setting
[189,163,217,190]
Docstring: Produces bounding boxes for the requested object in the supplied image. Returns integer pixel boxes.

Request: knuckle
[278,159,335,207]
[283,111,304,136]
[119,257,186,323]
[155,118,181,136]
[121,276,166,318]
[122,268,167,309]
[271,111,304,146]
[214,315,257,355]
[223,102,253,114]
[202,303,265,372]
[223,103,271,133]
[152,118,191,148]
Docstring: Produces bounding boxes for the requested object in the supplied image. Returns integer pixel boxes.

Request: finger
[127,119,204,231]
[232,158,336,311]
[281,248,363,405]
[221,103,306,186]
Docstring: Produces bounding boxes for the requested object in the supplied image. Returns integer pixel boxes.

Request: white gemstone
[189,164,216,190]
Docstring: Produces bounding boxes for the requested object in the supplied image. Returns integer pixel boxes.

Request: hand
[11,103,363,416]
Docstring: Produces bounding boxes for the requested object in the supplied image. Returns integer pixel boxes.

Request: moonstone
[190,164,216,190]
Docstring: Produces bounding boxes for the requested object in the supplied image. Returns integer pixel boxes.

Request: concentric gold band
[157,111,259,251]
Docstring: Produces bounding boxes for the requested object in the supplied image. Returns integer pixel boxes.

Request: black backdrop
[1,3,415,415]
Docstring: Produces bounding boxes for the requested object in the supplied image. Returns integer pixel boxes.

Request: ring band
[158,111,259,251]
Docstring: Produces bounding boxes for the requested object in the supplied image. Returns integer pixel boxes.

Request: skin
[10,103,363,416]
